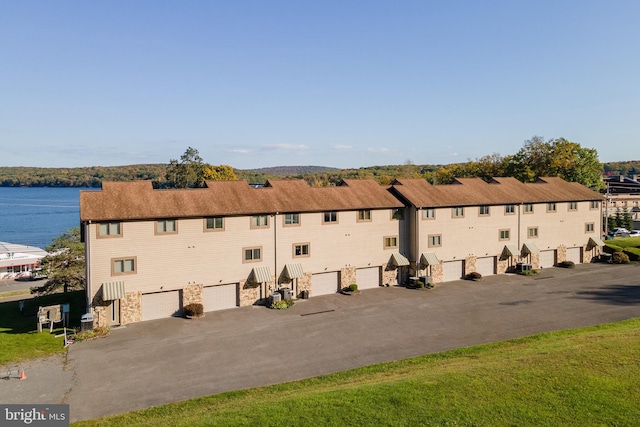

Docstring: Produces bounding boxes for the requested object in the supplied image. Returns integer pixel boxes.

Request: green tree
[32,227,85,294]
[165,147,207,188]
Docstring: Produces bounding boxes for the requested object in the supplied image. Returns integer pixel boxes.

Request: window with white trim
[428,234,442,247]
[499,229,510,240]
[585,223,595,233]
[528,227,539,238]
[452,207,464,218]
[505,204,515,214]
[98,222,121,237]
[243,247,262,262]
[357,210,371,222]
[479,206,490,216]
[293,243,310,257]
[156,219,177,234]
[422,208,435,219]
[205,217,224,231]
[251,215,269,228]
[323,211,338,223]
[112,257,136,275]
[284,213,300,226]
[524,203,534,213]
[384,236,398,249]
[547,203,557,212]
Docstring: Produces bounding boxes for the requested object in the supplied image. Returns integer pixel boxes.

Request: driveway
[2,263,640,422]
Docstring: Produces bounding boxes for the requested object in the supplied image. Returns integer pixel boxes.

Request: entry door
[108,299,120,326]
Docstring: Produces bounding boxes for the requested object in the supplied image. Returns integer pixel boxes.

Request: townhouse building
[80,176,604,327]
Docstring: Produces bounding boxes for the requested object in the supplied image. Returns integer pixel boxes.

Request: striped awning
[390,252,410,267]
[521,242,540,255]
[588,237,605,248]
[284,263,304,279]
[251,266,272,283]
[420,252,439,266]
[102,281,125,300]
[503,244,520,257]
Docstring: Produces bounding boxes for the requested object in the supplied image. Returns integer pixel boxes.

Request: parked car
[608,227,630,237]
[630,230,640,237]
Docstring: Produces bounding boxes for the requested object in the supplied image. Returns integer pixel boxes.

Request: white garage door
[203,283,237,312]
[142,290,182,321]
[442,261,463,282]
[476,257,495,276]
[356,267,380,290]
[566,247,582,264]
[540,250,555,268]
[312,272,339,296]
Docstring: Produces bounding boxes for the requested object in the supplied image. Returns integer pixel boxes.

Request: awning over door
[390,252,410,267]
[420,252,439,266]
[588,237,605,248]
[102,281,125,300]
[502,244,520,258]
[521,242,540,255]
[251,266,272,283]
[283,263,304,279]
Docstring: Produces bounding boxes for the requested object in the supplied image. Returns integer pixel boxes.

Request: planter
[341,289,361,296]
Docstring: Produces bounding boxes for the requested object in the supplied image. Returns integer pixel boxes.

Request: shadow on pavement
[575,285,640,306]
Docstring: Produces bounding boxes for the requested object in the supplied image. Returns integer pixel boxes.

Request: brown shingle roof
[80,179,404,222]
[390,177,603,208]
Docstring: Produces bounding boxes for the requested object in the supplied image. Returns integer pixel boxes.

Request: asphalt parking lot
[2,262,640,422]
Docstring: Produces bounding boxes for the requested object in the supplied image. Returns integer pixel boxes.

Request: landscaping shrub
[557,261,575,268]
[417,281,425,288]
[184,303,204,317]
[348,283,358,292]
[623,247,640,261]
[270,300,294,310]
[464,272,482,281]
[521,269,539,276]
[612,251,630,264]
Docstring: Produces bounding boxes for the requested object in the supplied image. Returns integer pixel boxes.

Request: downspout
[273,212,278,293]
[84,221,92,314]
[415,206,420,277]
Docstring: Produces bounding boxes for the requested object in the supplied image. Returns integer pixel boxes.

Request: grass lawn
[74,318,640,427]
[608,236,640,249]
[0,290,85,365]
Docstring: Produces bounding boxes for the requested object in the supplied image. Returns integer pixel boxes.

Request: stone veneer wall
[583,245,601,263]
[530,252,540,269]
[340,266,356,289]
[296,273,312,298]
[121,291,142,324]
[183,284,203,307]
[382,267,398,287]
[431,263,443,284]
[556,245,567,263]
[91,295,108,329]
[497,259,509,274]
[464,256,477,276]
[239,279,274,306]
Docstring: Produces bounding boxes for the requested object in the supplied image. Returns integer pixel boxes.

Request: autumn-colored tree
[203,165,237,181]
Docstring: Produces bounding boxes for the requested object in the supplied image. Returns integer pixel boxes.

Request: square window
[569,201,578,211]
[479,206,490,216]
[452,207,464,218]
[528,227,539,238]
[422,208,435,219]
[499,229,510,240]
[251,215,269,228]
[205,217,224,231]
[294,243,310,257]
[156,219,177,234]
[590,201,600,210]
[585,223,595,233]
[284,213,300,225]
[357,210,371,221]
[524,204,534,213]
[243,247,262,262]
[505,205,515,214]
[547,203,557,212]
[384,236,398,249]
[112,257,136,275]
[323,211,338,223]
[428,234,441,247]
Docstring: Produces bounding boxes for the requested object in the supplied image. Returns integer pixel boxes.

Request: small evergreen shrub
[612,251,630,264]
[348,284,358,292]
[465,272,482,281]
[557,261,575,268]
[417,281,425,288]
[270,299,295,310]
[184,303,204,317]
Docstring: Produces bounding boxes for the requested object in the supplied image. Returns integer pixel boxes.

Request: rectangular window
[524,203,534,214]
[585,223,595,233]
[391,209,404,220]
[284,213,300,226]
[156,219,177,234]
[384,236,398,249]
[243,247,262,262]
[357,209,372,222]
[528,227,539,238]
[323,211,338,223]
[293,243,310,257]
[98,222,121,237]
[505,204,515,214]
[590,201,600,209]
[428,234,441,247]
[547,203,557,212]
[568,201,578,211]
[112,257,136,275]
[422,208,435,220]
[499,229,510,240]
[452,207,464,218]
[479,205,490,216]
[205,217,224,231]
[251,215,269,228]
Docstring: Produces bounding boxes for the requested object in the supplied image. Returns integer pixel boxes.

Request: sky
[1,1,639,170]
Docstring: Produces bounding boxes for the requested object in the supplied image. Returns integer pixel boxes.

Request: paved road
[2,263,639,422]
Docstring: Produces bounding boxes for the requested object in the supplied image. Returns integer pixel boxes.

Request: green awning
[503,244,520,257]
[102,281,125,300]
[588,237,605,248]
[284,263,304,279]
[251,266,272,283]
[420,252,439,266]
[390,252,410,267]
[521,242,540,255]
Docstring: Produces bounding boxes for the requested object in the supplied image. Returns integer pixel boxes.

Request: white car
[630,230,640,237]
[608,227,630,236]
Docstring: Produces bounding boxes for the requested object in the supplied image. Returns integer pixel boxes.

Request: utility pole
[605,181,610,234]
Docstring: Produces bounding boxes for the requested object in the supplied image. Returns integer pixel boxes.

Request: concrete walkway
[2,263,639,422]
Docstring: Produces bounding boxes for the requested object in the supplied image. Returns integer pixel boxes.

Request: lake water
[0,187,92,249]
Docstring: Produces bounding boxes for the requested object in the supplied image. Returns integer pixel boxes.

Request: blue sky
[1,1,639,169]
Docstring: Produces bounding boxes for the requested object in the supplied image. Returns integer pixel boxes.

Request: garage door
[476,257,495,276]
[442,260,463,282]
[566,247,582,264]
[203,283,237,312]
[312,272,339,296]
[540,250,555,268]
[356,267,380,290]
[142,290,182,321]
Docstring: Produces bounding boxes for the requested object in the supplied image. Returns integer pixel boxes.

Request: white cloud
[332,144,354,151]
[261,143,309,152]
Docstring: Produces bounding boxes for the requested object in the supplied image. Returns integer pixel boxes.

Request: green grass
[0,289,31,299]
[74,318,640,427]
[608,236,640,249]
[0,290,85,365]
